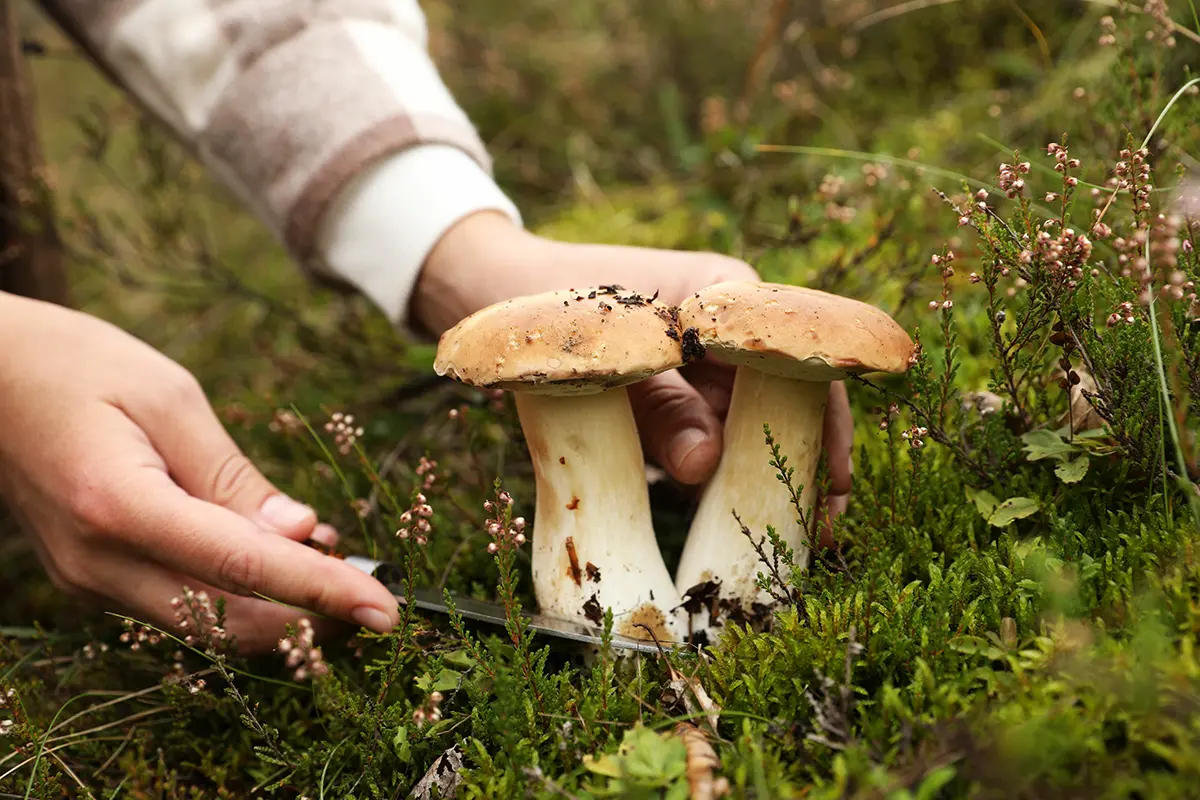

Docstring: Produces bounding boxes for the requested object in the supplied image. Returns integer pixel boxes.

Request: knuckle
[698,254,759,286]
[51,551,94,595]
[147,366,206,419]
[67,478,125,534]
[209,451,258,507]
[166,366,205,402]
[299,565,340,613]
[215,547,264,595]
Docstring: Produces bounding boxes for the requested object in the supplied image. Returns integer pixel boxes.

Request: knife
[344,556,682,655]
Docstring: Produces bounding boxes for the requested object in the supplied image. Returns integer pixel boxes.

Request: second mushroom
[672,281,915,638]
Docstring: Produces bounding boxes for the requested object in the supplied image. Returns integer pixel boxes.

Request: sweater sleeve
[35,0,522,330]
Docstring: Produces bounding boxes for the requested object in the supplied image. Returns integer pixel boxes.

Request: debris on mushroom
[672,281,915,637]
[434,286,695,644]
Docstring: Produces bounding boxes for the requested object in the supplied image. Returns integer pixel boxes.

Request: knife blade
[344,556,682,655]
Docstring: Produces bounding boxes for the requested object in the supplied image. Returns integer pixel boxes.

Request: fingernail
[352,606,395,633]
[827,494,849,519]
[309,524,339,548]
[670,427,710,474]
[257,494,315,532]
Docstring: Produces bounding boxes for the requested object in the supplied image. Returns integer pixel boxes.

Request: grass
[3,0,1200,797]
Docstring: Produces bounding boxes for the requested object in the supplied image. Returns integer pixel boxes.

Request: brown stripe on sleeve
[200,20,493,264]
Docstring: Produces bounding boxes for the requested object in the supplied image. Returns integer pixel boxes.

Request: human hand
[0,293,401,653]
[413,212,853,544]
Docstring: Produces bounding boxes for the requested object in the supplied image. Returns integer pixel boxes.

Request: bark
[0,2,68,306]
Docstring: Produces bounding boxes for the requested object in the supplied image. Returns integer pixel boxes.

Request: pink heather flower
[326,412,365,455]
[278,620,327,682]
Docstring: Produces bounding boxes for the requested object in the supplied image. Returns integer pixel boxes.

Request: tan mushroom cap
[434,286,689,395]
[676,281,916,380]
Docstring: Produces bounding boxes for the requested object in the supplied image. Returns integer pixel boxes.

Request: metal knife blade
[345,556,680,655]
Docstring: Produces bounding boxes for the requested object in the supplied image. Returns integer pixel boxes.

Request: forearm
[34,1,521,331]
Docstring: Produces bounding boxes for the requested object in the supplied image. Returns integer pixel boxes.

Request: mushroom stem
[673,366,828,627]
[514,387,688,643]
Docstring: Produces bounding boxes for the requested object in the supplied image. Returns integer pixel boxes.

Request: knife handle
[344,555,407,588]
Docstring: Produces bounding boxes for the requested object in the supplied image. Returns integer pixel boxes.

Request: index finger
[115,470,400,633]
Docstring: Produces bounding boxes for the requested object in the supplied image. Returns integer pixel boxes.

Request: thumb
[626,370,724,485]
[125,372,318,540]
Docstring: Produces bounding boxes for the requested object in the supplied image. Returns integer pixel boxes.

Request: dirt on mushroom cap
[677,281,916,380]
[434,286,687,395]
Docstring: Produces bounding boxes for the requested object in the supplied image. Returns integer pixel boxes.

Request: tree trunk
[0,1,68,306]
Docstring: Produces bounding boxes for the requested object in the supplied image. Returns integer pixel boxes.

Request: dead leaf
[1056,367,1105,433]
[675,722,728,800]
[408,745,464,799]
[662,660,722,735]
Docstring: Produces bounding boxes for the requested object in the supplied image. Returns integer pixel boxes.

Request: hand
[413,212,853,543]
[0,293,401,653]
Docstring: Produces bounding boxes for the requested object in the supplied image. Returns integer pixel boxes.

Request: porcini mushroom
[672,281,915,634]
[434,286,695,644]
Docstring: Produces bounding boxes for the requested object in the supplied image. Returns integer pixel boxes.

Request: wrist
[317,145,523,334]
[410,210,548,337]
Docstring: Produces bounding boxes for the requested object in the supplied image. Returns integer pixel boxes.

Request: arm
[37,0,851,493]
[35,0,521,330]
[7,2,852,653]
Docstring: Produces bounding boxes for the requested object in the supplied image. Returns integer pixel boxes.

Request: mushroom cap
[677,281,915,380]
[434,286,687,395]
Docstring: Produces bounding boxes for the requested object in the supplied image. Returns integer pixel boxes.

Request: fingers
[309,523,340,550]
[678,357,737,421]
[101,468,400,634]
[122,369,319,541]
[817,381,853,549]
[626,370,725,485]
[85,551,345,654]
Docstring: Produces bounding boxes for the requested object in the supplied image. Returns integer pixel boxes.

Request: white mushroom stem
[514,387,688,643]
[673,366,828,629]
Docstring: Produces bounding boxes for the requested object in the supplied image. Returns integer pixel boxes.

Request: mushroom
[434,285,696,644]
[672,281,915,633]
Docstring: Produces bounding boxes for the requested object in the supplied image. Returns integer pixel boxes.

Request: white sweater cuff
[316,144,523,330]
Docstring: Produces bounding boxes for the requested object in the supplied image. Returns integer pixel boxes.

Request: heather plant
[4,0,1200,798]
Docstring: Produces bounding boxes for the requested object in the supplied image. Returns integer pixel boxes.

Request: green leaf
[393,725,411,763]
[988,497,1040,527]
[583,753,624,780]
[431,668,463,692]
[965,486,999,520]
[1021,429,1078,462]
[442,649,477,669]
[915,766,957,800]
[1055,455,1090,484]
